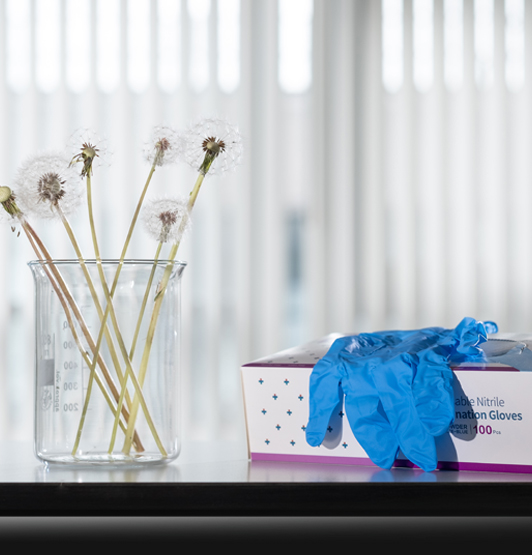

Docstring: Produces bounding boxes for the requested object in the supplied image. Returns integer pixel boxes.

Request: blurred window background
[0,0,530,443]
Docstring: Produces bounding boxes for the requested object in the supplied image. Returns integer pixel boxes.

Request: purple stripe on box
[397,459,532,473]
[451,366,520,372]
[250,452,532,474]
[242,363,316,368]
[251,452,378,467]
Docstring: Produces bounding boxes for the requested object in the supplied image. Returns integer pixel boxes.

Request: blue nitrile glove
[305,317,497,472]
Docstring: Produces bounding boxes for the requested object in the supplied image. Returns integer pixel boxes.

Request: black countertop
[2,438,532,517]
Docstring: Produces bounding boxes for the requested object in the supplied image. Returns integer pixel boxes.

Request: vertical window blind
[0,0,529,443]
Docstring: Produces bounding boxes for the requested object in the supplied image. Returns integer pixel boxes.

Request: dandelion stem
[76,165,167,457]
[122,171,205,454]
[58,206,144,455]
[107,241,163,454]
[130,241,164,361]
[90,164,157,351]
[57,207,128,401]
[22,222,128,434]
[119,164,157,261]
[20,217,137,449]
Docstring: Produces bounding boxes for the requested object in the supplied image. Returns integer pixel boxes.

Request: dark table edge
[1,482,532,516]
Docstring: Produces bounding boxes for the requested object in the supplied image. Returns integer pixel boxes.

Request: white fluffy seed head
[67,128,112,177]
[13,151,84,220]
[182,117,243,177]
[143,125,185,167]
[141,196,191,243]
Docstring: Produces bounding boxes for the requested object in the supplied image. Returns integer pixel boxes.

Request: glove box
[240,333,532,473]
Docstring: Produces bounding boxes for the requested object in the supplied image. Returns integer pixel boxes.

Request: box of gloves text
[241,332,532,473]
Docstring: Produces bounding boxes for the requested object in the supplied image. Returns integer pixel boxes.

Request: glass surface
[28,259,186,466]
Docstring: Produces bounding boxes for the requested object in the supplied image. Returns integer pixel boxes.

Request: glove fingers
[370,362,439,472]
[305,358,345,447]
[305,378,343,447]
[343,377,400,470]
[413,317,492,436]
[413,362,455,436]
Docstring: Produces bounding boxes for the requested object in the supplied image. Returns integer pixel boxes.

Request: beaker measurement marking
[62,319,82,332]
[54,335,61,414]
[58,319,84,415]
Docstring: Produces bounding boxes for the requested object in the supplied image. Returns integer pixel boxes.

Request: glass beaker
[29,259,186,466]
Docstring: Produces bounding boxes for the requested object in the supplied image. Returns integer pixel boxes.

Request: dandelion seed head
[67,128,111,177]
[37,172,66,205]
[81,142,99,160]
[0,185,22,225]
[202,137,226,156]
[143,125,185,167]
[183,117,243,177]
[159,210,178,228]
[0,186,12,204]
[14,151,84,220]
[158,138,171,152]
[141,196,190,243]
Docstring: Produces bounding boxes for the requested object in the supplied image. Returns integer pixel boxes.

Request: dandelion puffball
[141,196,191,244]
[182,117,243,176]
[13,151,84,220]
[143,125,185,167]
[67,128,112,178]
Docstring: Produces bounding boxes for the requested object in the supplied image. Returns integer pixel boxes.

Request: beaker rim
[27,258,187,267]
